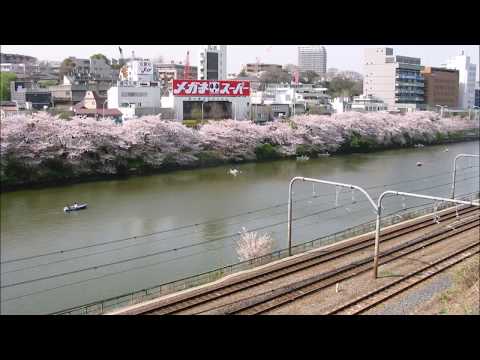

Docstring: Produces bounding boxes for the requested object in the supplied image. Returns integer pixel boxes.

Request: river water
[1,141,479,314]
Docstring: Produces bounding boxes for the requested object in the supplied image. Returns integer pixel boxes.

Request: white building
[444,51,477,109]
[198,45,227,80]
[119,59,157,84]
[173,96,249,121]
[107,85,161,109]
[363,47,424,111]
[172,79,250,121]
[108,59,161,118]
[331,97,352,113]
[351,94,388,112]
[298,46,327,76]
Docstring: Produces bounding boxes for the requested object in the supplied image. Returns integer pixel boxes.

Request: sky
[2,45,479,80]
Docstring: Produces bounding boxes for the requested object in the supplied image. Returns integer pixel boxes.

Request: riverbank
[1,112,478,192]
[2,140,479,314]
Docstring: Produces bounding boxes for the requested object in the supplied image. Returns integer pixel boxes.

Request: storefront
[172,80,250,121]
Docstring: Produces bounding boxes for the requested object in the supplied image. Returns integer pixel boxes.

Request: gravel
[368,273,453,315]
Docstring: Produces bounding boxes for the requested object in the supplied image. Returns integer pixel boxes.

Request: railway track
[113,204,478,315]
[325,242,480,315]
[198,212,479,315]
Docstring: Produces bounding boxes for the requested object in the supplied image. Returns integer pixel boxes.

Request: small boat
[64,203,88,212]
[229,169,240,176]
[416,162,423,167]
[414,144,425,148]
[296,155,310,161]
[444,148,449,152]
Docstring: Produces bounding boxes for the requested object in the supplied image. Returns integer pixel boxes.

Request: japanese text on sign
[173,80,250,97]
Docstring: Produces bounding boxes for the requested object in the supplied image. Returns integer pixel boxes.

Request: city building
[62,57,118,85]
[90,57,118,81]
[250,104,273,123]
[475,81,480,107]
[156,62,198,95]
[107,85,161,111]
[172,79,250,121]
[108,59,162,118]
[73,91,122,120]
[198,45,227,80]
[0,101,18,117]
[242,63,283,77]
[331,97,352,113]
[9,80,51,110]
[261,84,311,116]
[49,75,111,108]
[351,94,388,112]
[298,46,327,76]
[231,75,261,91]
[363,47,425,111]
[119,59,157,84]
[444,51,477,109]
[0,52,37,64]
[421,67,459,108]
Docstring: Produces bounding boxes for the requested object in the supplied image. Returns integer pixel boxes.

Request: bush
[340,132,379,153]
[296,144,317,156]
[255,143,281,160]
[41,158,74,179]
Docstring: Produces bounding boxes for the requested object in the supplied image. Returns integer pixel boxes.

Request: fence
[53,193,478,315]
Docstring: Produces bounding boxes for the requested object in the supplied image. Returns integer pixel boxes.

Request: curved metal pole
[287,177,378,257]
[451,154,479,199]
[373,190,479,279]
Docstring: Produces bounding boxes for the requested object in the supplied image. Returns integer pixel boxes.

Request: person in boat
[74,202,78,208]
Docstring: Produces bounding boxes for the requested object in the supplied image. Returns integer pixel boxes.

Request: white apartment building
[331,97,352,113]
[351,94,388,112]
[444,51,477,109]
[298,46,327,76]
[119,59,157,84]
[198,45,227,80]
[108,59,161,117]
[363,47,424,111]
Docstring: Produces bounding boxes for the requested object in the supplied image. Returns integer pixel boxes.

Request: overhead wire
[2,173,478,289]
[3,188,477,305]
[2,164,478,266]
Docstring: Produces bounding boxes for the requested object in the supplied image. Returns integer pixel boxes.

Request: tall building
[298,46,327,76]
[363,47,424,111]
[475,81,480,107]
[444,51,477,109]
[198,45,227,80]
[156,62,198,95]
[421,67,459,108]
[243,63,283,77]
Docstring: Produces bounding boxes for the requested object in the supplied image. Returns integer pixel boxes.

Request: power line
[3,171,478,279]
[2,165,477,266]
[3,189,477,306]
[2,175,478,289]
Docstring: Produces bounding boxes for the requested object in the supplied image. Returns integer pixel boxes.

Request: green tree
[259,68,291,89]
[38,79,58,88]
[58,58,75,81]
[90,53,111,65]
[0,72,16,101]
[190,104,203,120]
[300,70,319,84]
[327,76,363,98]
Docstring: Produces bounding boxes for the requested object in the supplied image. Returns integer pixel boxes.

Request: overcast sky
[2,45,479,80]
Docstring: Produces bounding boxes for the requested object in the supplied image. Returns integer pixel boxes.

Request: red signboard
[173,80,250,97]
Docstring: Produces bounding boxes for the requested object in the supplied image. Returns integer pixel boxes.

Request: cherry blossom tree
[1,111,478,186]
[235,227,274,261]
